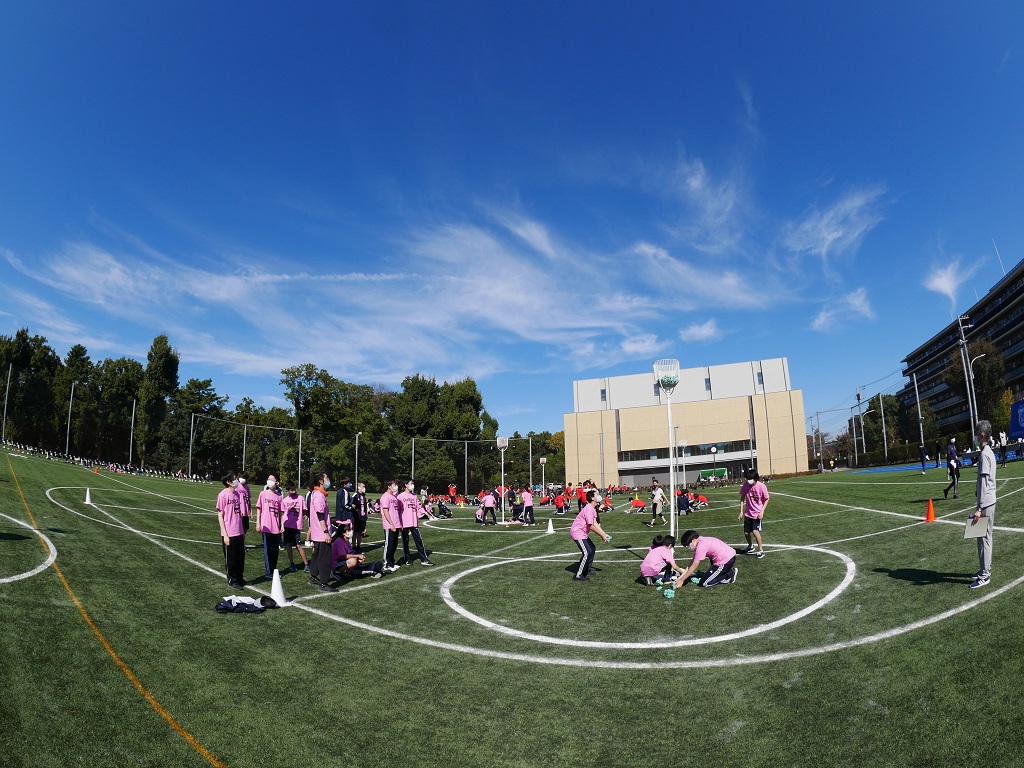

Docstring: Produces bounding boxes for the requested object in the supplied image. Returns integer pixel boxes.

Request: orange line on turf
[6,456,228,768]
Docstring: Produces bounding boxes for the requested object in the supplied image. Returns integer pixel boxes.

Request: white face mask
[407,484,415,493]
[323,479,331,490]
[232,479,239,489]
[267,479,277,489]
[239,478,247,485]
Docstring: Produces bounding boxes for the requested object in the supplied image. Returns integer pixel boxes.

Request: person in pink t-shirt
[639,534,683,586]
[256,474,285,578]
[379,480,402,572]
[480,489,497,525]
[738,469,770,558]
[237,471,252,537]
[570,490,611,582]
[671,530,737,590]
[521,487,535,526]
[216,472,246,588]
[280,481,309,574]
[307,471,337,592]
[397,479,433,566]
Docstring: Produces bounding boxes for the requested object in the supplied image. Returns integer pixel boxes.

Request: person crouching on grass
[570,490,611,582]
[667,530,738,595]
[640,534,683,586]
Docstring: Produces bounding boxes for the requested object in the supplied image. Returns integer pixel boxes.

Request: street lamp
[539,457,547,496]
[497,436,509,523]
[354,432,362,488]
[653,359,680,538]
[969,353,987,436]
[710,445,718,480]
[65,381,78,456]
[859,409,875,454]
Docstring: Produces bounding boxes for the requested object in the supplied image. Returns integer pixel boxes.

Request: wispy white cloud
[810,287,875,333]
[619,333,668,358]
[783,185,887,273]
[669,157,746,255]
[679,318,722,342]
[924,257,981,311]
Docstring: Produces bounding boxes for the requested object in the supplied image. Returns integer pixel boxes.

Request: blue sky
[2,3,1023,438]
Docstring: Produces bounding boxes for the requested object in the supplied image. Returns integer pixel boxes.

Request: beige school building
[563,358,809,487]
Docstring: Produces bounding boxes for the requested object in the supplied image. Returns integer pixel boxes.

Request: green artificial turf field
[3,449,1024,767]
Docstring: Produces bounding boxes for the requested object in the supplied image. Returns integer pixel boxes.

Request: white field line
[0,512,58,584]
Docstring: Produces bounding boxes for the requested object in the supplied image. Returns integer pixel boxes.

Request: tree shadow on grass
[0,532,30,541]
[873,567,972,586]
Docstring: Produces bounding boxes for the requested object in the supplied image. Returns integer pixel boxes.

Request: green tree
[92,356,144,463]
[136,335,180,468]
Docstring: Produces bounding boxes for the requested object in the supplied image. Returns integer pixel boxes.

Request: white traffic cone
[270,569,288,607]
[546,518,555,534]
[85,488,92,505]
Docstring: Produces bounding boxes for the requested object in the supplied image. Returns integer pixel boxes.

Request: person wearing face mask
[397,479,434,566]
[216,472,246,588]
[334,477,355,539]
[280,481,309,573]
[352,482,369,553]
[307,471,337,592]
[256,475,284,578]
[237,471,252,537]
[380,479,402,573]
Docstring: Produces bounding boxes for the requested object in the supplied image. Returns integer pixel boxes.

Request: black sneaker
[573,575,591,582]
[420,560,434,566]
[319,583,339,593]
[308,576,320,587]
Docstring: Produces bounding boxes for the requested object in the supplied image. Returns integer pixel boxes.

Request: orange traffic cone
[93,466,99,474]
[925,498,935,522]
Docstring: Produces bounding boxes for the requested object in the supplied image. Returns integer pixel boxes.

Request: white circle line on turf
[438,545,856,649]
[42,474,1024,669]
[0,512,58,583]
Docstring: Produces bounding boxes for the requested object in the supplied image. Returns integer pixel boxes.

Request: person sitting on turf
[640,534,683,586]
[671,529,738,590]
[332,529,383,579]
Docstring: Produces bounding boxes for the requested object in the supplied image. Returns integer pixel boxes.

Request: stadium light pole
[539,456,547,495]
[65,381,77,456]
[497,436,509,523]
[653,359,680,539]
[354,431,362,488]
[969,354,986,429]
[2,363,11,445]
[859,409,875,454]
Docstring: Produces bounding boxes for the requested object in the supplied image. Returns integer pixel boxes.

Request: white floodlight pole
[188,413,195,477]
[969,354,987,428]
[65,381,77,455]
[851,407,859,467]
[242,423,248,471]
[2,363,11,444]
[129,398,136,467]
[711,445,718,480]
[957,316,975,437]
[860,409,875,454]
[653,359,680,539]
[877,395,888,464]
[298,429,303,485]
[497,436,509,523]
[540,457,547,495]
[679,440,687,511]
[529,437,533,490]
[355,432,362,488]
[411,438,416,480]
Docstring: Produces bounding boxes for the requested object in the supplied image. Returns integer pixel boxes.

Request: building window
[654,382,660,396]
[757,372,763,387]
[704,378,711,392]
[600,388,607,402]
